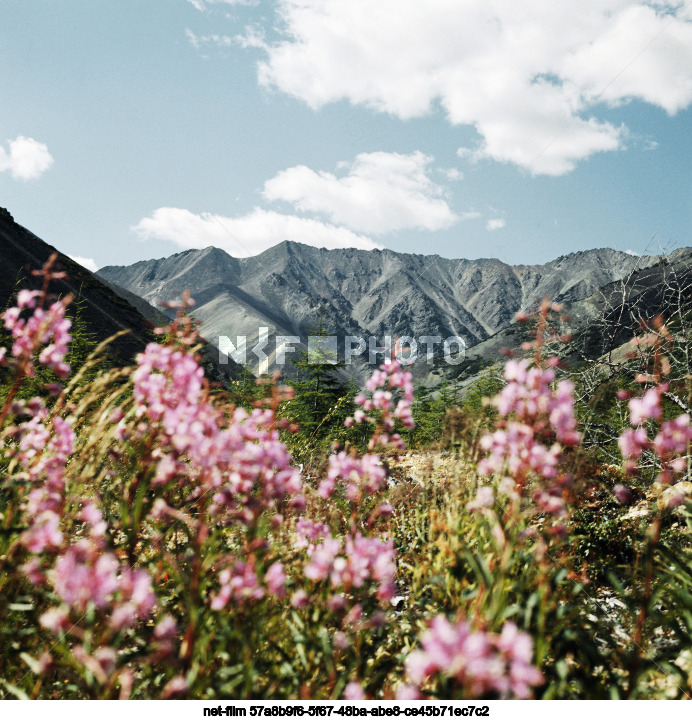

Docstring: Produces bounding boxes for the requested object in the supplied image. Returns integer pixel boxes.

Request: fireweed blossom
[133,342,303,524]
[3,272,413,696]
[1,286,75,555]
[303,532,396,602]
[131,331,310,615]
[318,452,387,500]
[346,358,414,448]
[402,615,543,699]
[1,288,159,647]
[294,517,330,549]
[2,288,72,379]
[5,398,76,555]
[618,384,692,483]
[478,357,580,516]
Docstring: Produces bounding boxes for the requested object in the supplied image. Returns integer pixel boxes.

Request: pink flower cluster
[211,559,287,609]
[404,616,543,699]
[467,486,495,512]
[496,359,580,446]
[207,407,304,522]
[303,530,396,602]
[52,541,119,611]
[479,423,562,480]
[294,517,330,549]
[478,359,579,494]
[318,452,387,500]
[628,387,663,425]
[3,290,72,378]
[12,402,76,554]
[112,568,158,630]
[618,386,692,482]
[45,539,156,630]
[133,343,214,450]
[346,359,414,448]
[133,343,303,523]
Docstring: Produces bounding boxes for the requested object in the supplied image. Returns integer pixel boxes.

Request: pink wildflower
[161,675,188,699]
[291,590,309,609]
[396,685,423,700]
[211,559,264,609]
[352,360,414,443]
[304,536,342,582]
[154,615,178,640]
[343,682,366,700]
[265,562,287,598]
[22,557,45,585]
[3,295,72,377]
[533,489,567,517]
[39,606,69,633]
[295,517,330,549]
[321,452,388,500]
[22,510,63,553]
[629,387,662,425]
[479,423,561,479]
[404,616,543,699]
[53,541,119,611]
[618,426,649,461]
[111,568,157,630]
[467,486,495,512]
[653,415,692,461]
[613,484,633,505]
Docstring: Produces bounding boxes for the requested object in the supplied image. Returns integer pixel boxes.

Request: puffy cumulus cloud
[263,151,458,235]
[486,218,506,231]
[68,255,99,272]
[0,136,54,181]
[132,207,382,257]
[256,0,692,175]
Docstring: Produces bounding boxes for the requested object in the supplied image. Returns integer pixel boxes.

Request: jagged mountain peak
[97,240,677,377]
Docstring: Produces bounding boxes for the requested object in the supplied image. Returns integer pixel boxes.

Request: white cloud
[255,0,692,175]
[440,167,463,181]
[625,249,641,256]
[132,207,381,257]
[263,151,458,234]
[187,0,257,10]
[0,135,54,181]
[68,255,99,272]
[486,218,506,231]
[185,28,234,50]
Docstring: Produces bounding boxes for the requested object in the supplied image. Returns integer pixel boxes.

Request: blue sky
[0,0,690,270]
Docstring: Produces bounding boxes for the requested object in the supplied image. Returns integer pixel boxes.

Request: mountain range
[3,205,686,385]
[97,241,671,377]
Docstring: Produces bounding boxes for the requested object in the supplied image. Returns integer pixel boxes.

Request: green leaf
[8,603,34,612]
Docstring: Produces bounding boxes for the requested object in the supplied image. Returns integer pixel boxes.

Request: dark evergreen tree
[283,313,358,455]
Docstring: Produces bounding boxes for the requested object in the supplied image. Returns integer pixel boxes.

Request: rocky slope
[98,241,662,375]
[0,208,241,380]
[450,248,692,387]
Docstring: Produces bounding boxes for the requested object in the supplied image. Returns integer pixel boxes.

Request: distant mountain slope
[98,240,662,375]
[451,248,692,385]
[0,208,241,380]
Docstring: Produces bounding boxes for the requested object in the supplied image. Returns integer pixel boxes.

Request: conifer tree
[284,312,356,452]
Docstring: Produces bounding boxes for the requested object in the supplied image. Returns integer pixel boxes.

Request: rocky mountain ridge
[0,209,241,380]
[98,241,663,375]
